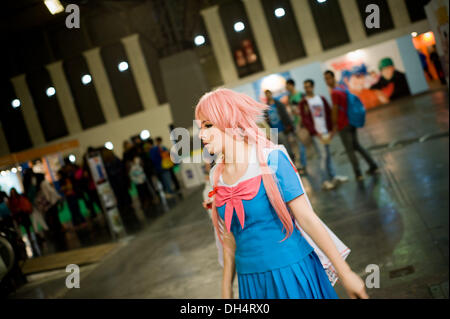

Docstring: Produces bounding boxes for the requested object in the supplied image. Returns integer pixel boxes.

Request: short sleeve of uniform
[267,150,304,202]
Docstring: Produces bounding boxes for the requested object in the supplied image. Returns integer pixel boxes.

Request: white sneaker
[333,175,349,184]
[322,180,336,190]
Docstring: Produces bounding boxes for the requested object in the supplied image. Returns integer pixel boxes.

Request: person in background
[7,188,37,256]
[149,138,175,199]
[136,139,159,204]
[22,169,49,246]
[264,89,297,165]
[156,137,181,196]
[429,45,447,85]
[418,50,433,81]
[102,147,141,232]
[80,156,103,220]
[0,192,14,229]
[34,173,67,252]
[129,156,152,210]
[299,79,348,190]
[324,70,379,181]
[57,169,87,233]
[286,79,308,175]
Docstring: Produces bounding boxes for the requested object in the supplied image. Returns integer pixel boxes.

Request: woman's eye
[205,124,213,128]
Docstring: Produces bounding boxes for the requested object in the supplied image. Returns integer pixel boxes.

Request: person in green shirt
[286,79,308,175]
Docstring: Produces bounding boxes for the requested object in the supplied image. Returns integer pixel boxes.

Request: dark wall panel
[63,56,105,129]
[26,68,68,141]
[219,0,264,78]
[101,42,143,117]
[357,0,395,36]
[405,0,430,22]
[160,50,209,129]
[308,0,350,50]
[261,0,306,63]
[0,80,32,152]
[139,37,168,105]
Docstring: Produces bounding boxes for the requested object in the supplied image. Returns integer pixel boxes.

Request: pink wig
[195,88,295,246]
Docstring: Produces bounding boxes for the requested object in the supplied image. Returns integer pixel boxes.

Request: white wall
[57,104,174,162]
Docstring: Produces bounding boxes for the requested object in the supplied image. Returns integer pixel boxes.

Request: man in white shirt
[299,79,348,190]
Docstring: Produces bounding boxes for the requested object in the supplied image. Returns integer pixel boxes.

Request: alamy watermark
[65,4,80,29]
[365,264,380,288]
[65,264,80,288]
[366,4,380,29]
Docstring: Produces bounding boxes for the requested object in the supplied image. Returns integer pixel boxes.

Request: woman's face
[198,119,226,156]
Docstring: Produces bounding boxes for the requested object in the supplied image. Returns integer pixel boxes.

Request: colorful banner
[323,40,411,109]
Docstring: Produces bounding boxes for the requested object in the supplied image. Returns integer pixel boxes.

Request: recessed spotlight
[194,35,206,46]
[81,74,92,85]
[274,8,285,18]
[68,154,76,163]
[118,61,129,72]
[234,22,245,32]
[46,87,56,97]
[140,130,150,140]
[11,99,21,108]
[105,141,114,150]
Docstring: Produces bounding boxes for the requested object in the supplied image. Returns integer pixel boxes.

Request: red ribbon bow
[208,187,218,198]
[214,175,261,233]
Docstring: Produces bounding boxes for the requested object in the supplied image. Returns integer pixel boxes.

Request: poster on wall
[252,71,292,104]
[323,40,412,109]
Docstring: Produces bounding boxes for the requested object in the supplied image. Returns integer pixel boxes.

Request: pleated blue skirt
[238,251,339,299]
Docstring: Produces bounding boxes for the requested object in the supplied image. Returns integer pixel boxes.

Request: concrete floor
[9,88,449,299]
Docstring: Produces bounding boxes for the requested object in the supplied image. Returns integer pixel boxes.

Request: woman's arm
[288,194,368,299]
[221,226,236,299]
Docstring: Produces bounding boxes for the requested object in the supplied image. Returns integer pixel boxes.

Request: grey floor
[9,88,449,299]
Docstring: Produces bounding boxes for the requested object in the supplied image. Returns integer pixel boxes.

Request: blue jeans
[312,137,336,183]
[297,139,307,169]
[158,170,174,194]
[278,131,307,169]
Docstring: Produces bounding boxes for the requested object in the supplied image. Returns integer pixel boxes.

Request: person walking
[196,88,367,299]
[286,79,308,175]
[7,188,39,256]
[324,70,379,181]
[299,79,348,190]
[34,174,67,252]
[149,138,175,199]
[264,89,298,165]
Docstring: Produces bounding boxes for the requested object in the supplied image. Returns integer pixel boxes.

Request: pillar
[83,47,120,122]
[242,0,280,70]
[201,5,239,84]
[11,75,46,146]
[338,0,367,42]
[121,34,159,110]
[46,61,83,134]
[387,0,411,28]
[290,0,323,56]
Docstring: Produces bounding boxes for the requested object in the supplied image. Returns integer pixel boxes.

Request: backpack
[159,147,174,170]
[335,87,366,128]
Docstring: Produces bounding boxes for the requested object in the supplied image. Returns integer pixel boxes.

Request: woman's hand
[202,198,213,210]
[339,271,369,299]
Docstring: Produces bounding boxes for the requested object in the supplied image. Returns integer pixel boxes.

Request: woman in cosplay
[196,88,368,299]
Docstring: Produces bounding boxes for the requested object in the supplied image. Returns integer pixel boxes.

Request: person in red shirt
[324,70,379,181]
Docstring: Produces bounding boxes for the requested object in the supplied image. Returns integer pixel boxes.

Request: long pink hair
[195,88,294,246]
